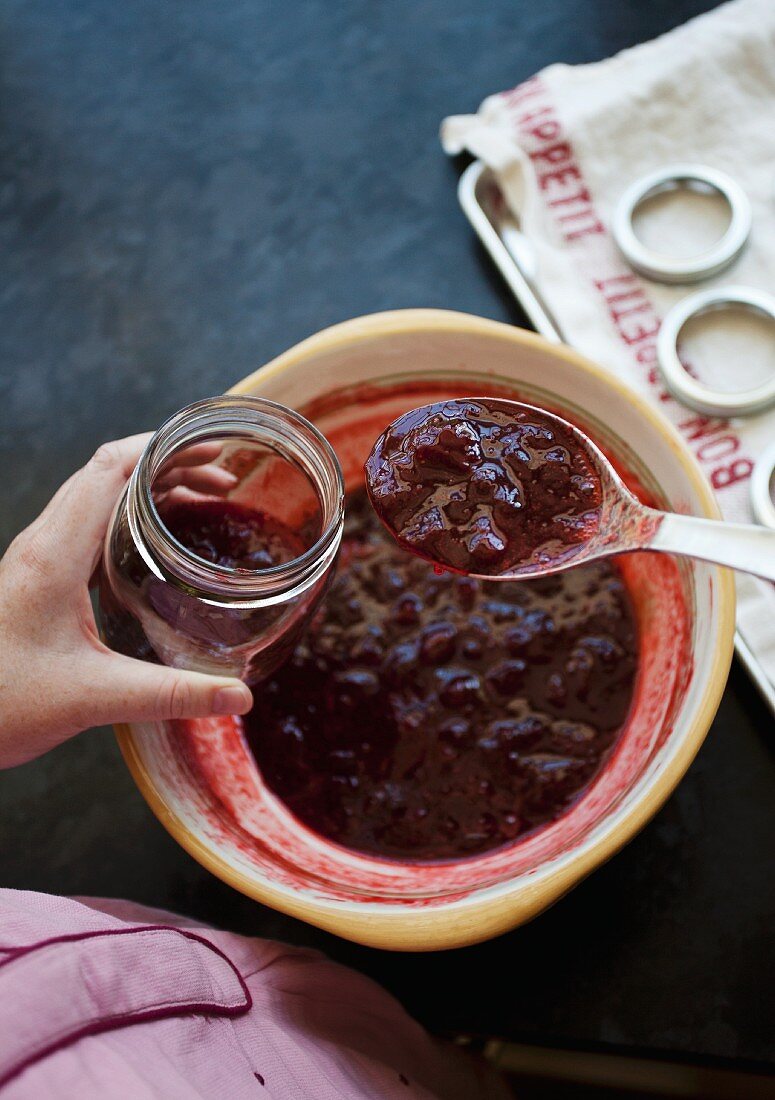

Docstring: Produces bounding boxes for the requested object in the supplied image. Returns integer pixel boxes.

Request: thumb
[86,655,254,726]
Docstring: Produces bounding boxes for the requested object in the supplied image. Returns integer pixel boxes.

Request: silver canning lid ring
[751,441,775,530]
[656,286,775,418]
[613,164,752,284]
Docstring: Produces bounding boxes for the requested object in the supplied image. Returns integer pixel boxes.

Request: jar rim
[130,396,345,601]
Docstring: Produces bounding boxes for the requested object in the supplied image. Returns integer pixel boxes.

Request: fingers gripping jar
[100,397,344,684]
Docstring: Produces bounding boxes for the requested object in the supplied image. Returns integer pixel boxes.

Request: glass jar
[100,396,344,684]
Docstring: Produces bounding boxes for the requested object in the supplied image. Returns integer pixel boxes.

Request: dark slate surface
[2,0,773,1070]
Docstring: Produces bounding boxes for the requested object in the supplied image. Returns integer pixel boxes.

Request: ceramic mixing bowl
[116,310,735,950]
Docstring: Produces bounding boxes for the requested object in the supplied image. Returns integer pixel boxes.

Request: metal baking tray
[457,158,775,718]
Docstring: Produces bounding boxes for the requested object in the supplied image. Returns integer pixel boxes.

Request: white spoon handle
[647,511,775,582]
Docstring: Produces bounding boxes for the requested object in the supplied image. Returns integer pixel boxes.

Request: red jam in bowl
[161,500,306,570]
[244,487,637,861]
[365,398,603,576]
[169,384,692,881]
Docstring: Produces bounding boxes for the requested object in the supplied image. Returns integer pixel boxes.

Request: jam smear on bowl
[245,489,637,861]
[365,398,603,576]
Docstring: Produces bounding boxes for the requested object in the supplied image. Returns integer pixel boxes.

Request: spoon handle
[647,511,775,581]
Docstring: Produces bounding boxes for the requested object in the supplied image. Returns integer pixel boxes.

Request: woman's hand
[0,435,253,768]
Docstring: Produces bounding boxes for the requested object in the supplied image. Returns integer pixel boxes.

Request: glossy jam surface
[365,398,603,576]
[245,489,637,861]
[161,500,306,570]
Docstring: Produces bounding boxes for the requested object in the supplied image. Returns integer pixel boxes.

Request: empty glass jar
[100,396,344,684]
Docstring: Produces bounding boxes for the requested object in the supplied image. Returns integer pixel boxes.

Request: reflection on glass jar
[100,396,344,684]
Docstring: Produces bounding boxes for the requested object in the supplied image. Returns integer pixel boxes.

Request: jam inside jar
[99,397,345,684]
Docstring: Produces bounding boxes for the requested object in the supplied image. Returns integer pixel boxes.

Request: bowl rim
[116,308,736,936]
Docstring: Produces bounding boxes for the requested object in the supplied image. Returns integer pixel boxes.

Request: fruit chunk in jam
[365,398,603,576]
[244,488,637,861]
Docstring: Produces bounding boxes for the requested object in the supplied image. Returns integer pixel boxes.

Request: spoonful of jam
[365,397,775,582]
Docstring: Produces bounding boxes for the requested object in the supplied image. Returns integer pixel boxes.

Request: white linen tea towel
[441,0,775,705]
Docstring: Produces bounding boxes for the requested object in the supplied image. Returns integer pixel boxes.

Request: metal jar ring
[656,286,775,418]
[613,164,752,284]
[751,441,775,530]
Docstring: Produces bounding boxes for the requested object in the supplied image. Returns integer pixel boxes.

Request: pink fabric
[0,890,510,1099]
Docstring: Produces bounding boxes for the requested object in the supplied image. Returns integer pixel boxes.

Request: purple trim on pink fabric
[0,924,252,1090]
